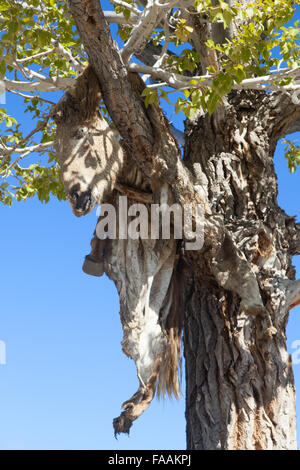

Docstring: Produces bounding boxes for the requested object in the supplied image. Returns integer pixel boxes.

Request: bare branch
[7,89,55,105]
[1,142,54,174]
[16,48,56,64]
[128,62,196,88]
[0,141,53,156]
[129,63,300,93]
[142,12,171,82]
[103,10,139,24]
[51,40,84,72]
[285,279,300,311]
[120,1,162,63]
[3,77,74,92]
[120,0,182,63]
[109,0,140,15]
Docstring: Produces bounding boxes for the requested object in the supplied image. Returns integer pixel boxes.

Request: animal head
[53,67,124,217]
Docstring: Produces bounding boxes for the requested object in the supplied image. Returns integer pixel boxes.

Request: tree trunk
[183,90,298,450]
[184,282,296,450]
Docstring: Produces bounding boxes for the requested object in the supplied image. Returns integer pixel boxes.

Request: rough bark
[183,90,298,450]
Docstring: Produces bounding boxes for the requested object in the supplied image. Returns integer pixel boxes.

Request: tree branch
[7,89,55,105]
[266,92,300,140]
[120,0,165,63]
[120,0,187,63]
[51,39,84,72]
[134,41,176,67]
[141,12,171,82]
[3,77,74,92]
[109,0,140,16]
[128,63,300,92]
[1,142,54,174]
[103,11,139,25]
[285,279,300,311]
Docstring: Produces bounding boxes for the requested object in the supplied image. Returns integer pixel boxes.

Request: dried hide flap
[102,195,183,435]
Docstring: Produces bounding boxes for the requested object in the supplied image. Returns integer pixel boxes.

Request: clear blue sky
[1,2,300,450]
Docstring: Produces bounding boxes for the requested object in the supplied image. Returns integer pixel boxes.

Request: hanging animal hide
[53,66,184,434]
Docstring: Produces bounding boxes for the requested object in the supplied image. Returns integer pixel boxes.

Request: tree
[1,0,300,450]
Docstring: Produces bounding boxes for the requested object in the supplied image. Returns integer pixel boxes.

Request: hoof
[82,255,104,277]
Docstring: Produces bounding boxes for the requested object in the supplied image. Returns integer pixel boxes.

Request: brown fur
[157,251,185,399]
[53,66,101,125]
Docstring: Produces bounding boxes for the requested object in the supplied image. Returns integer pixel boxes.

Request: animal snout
[70,188,92,212]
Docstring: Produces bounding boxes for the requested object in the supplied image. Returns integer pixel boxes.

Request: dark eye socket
[73,128,85,139]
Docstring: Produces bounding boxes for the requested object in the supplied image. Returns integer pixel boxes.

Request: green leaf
[123,8,131,21]
[0,1,9,11]
[205,91,221,115]
[0,60,6,77]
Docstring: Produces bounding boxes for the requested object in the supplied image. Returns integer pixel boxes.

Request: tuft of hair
[156,255,185,400]
[53,65,101,125]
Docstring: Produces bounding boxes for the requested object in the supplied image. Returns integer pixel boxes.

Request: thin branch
[16,48,56,64]
[10,63,52,83]
[110,0,140,15]
[129,62,300,92]
[14,40,83,75]
[2,142,54,174]
[0,93,66,171]
[121,0,175,63]
[7,89,55,105]
[104,10,139,24]
[51,39,84,73]
[1,141,53,155]
[142,12,171,82]
[128,62,201,88]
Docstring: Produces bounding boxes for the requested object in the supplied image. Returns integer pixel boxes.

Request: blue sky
[1,1,300,450]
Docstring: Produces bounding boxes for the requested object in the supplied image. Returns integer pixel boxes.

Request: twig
[142,12,171,82]
[7,89,55,105]
[129,62,300,92]
[2,142,54,174]
[0,93,66,171]
[110,0,140,15]
[51,39,84,72]
[16,48,56,64]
